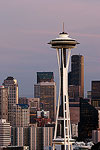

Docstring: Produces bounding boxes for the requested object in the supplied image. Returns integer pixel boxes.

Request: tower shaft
[53,48,72,150]
[61,48,66,150]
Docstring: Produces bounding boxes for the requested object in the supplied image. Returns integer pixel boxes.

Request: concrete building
[13,104,30,127]
[43,127,53,149]
[91,81,100,107]
[37,110,49,119]
[11,127,29,147]
[92,129,100,144]
[28,98,40,110]
[68,85,81,100]
[30,127,53,150]
[28,98,40,124]
[0,119,11,146]
[69,100,80,138]
[71,124,78,138]
[87,91,91,99]
[0,86,8,121]
[18,97,29,105]
[34,82,56,121]
[11,126,53,150]
[69,101,80,124]
[0,146,29,150]
[3,77,18,126]
[68,55,84,98]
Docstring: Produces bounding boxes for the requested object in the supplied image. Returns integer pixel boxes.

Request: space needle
[48,25,79,150]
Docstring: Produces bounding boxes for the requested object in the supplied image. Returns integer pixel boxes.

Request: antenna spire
[63,22,64,33]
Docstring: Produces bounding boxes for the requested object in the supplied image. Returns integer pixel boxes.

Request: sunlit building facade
[13,104,30,127]
[0,119,11,146]
[30,127,53,150]
[11,127,29,146]
[0,86,8,121]
[3,77,18,126]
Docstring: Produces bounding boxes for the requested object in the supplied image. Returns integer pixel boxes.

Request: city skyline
[0,0,100,97]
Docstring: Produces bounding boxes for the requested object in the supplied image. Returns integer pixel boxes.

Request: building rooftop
[37,72,54,83]
[16,104,29,109]
[6,77,14,80]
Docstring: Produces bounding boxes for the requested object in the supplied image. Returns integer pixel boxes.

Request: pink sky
[0,0,100,97]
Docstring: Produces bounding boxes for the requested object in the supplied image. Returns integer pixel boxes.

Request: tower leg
[71,144,73,150]
[53,144,55,150]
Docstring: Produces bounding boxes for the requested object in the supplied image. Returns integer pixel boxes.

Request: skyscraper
[28,98,40,110]
[0,119,11,146]
[78,98,98,141]
[68,55,84,98]
[30,127,53,150]
[28,98,40,124]
[0,86,8,121]
[34,72,56,121]
[11,127,29,146]
[34,81,56,121]
[91,81,100,107]
[13,104,30,127]
[18,97,29,105]
[37,72,54,83]
[3,77,18,126]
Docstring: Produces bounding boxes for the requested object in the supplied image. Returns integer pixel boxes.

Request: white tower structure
[48,29,79,150]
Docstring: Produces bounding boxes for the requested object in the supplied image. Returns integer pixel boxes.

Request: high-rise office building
[69,101,80,124]
[34,82,56,121]
[71,123,78,138]
[34,72,56,121]
[1,146,29,150]
[69,100,80,138]
[28,98,40,110]
[78,98,98,141]
[0,119,11,146]
[11,127,29,146]
[68,55,84,98]
[91,81,100,107]
[87,91,91,99]
[0,86,8,121]
[92,129,100,144]
[28,98,40,124]
[68,85,81,99]
[18,97,29,105]
[3,77,18,126]
[37,72,54,83]
[13,104,30,127]
[30,127,53,150]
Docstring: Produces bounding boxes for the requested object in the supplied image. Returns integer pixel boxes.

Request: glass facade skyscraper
[68,55,84,98]
[91,81,100,107]
[34,72,56,121]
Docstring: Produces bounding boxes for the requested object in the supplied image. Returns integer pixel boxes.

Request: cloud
[20,29,56,36]
[71,32,100,38]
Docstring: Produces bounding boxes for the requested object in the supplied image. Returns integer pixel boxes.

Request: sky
[0,0,100,97]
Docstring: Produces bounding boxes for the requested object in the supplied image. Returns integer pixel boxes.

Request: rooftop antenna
[63,22,64,32]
